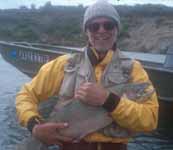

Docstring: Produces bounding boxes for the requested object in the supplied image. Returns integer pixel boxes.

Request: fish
[16,82,153,150]
[15,99,112,150]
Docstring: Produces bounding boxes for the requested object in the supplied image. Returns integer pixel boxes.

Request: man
[16,1,158,150]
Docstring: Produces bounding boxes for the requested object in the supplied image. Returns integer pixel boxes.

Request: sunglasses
[87,21,116,33]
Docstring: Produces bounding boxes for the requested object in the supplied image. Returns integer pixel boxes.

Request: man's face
[86,17,118,52]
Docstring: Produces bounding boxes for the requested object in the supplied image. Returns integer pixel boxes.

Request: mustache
[93,33,113,40]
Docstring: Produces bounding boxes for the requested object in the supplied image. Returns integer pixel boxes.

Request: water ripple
[1,54,173,150]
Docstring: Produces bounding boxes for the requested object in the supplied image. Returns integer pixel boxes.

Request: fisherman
[16,1,159,150]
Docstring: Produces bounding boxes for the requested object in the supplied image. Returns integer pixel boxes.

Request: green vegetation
[0,3,173,46]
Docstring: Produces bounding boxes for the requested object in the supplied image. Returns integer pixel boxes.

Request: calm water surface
[0,54,173,150]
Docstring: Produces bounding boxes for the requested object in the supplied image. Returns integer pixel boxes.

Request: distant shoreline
[0,4,173,53]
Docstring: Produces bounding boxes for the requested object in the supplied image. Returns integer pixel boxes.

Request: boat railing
[159,96,173,102]
[12,41,33,47]
[1,40,173,71]
[0,41,82,55]
[164,47,173,68]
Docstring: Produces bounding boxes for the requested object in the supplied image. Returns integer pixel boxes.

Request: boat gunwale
[143,65,173,73]
[1,41,173,73]
[0,41,83,55]
[159,96,173,102]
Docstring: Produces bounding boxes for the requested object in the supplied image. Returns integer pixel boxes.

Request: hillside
[0,4,173,54]
[118,5,173,53]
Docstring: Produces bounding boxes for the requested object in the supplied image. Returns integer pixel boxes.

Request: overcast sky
[0,0,173,9]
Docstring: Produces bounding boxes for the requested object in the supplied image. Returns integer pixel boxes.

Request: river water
[0,54,173,150]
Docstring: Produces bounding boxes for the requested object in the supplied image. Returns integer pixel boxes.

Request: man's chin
[95,44,111,52]
[95,46,111,52]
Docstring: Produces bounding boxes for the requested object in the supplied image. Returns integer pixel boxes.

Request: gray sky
[0,0,173,9]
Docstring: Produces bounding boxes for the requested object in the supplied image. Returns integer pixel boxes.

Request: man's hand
[32,122,72,146]
[74,82,109,106]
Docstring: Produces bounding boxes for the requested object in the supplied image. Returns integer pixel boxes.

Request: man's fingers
[75,90,86,98]
[78,82,93,91]
[56,134,73,142]
[56,123,68,129]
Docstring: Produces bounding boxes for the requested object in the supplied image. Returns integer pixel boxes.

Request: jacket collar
[87,47,114,67]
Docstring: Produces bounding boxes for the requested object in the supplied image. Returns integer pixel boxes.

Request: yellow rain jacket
[16,50,158,143]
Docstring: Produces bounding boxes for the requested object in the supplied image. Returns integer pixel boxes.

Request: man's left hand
[74,82,109,106]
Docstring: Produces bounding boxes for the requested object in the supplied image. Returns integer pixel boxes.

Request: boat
[125,51,173,134]
[0,40,173,134]
[0,41,82,77]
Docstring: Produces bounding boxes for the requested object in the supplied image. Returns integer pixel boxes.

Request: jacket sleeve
[110,60,159,132]
[15,55,69,127]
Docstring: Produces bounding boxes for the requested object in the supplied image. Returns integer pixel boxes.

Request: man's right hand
[32,122,72,146]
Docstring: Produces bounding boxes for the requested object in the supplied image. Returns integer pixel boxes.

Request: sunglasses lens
[104,22,115,31]
[87,21,115,32]
[88,23,100,32]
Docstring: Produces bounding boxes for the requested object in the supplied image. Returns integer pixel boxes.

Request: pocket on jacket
[59,66,78,99]
[107,71,129,85]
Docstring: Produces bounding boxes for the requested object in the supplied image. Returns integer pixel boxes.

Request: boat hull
[0,42,64,77]
[144,67,173,134]
[1,41,173,132]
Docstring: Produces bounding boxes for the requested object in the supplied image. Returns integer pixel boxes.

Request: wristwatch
[27,116,44,133]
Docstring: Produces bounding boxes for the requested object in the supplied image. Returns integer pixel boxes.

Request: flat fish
[16,82,153,149]
[15,99,112,150]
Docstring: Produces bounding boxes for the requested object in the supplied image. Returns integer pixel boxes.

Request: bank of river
[0,54,173,150]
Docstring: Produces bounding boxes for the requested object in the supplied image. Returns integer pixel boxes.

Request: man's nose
[97,24,106,33]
